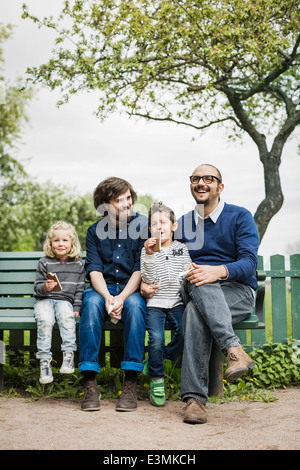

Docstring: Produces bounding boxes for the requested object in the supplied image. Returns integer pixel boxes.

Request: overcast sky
[1,0,300,263]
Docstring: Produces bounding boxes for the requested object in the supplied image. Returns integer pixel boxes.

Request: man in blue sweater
[176,164,259,424]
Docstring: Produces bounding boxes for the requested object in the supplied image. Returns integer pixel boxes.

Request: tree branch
[128,111,241,130]
[238,33,300,101]
[220,85,268,154]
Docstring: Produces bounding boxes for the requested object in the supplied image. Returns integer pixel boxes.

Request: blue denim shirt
[85,213,148,286]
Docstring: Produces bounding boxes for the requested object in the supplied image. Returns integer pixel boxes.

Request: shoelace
[121,381,136,398]
[228,352,239,362]
[41,360,51,371]
[84,384,99,399]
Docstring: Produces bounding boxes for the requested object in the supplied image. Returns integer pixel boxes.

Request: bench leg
[208,340,224,397]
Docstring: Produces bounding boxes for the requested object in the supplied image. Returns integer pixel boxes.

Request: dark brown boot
[116,380,137,412]
[183,398,207,424]
[81,380,101,411]
[225,345,255,382]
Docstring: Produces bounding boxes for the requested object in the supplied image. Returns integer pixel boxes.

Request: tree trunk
[254,152,284,242]
[223,87,299,244]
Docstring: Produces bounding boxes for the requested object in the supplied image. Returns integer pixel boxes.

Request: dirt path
[0,388,299,451]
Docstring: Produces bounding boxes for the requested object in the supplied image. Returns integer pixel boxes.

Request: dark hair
[93,177,138,210]
[148,202,176,227]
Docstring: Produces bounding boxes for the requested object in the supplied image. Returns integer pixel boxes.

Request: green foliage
[135,193,156,216]
[0,175,98,251]
[0,173,155,252]
[249,339,300,388]
[2,341,298,402]
[22,0,300,137]
[0,22,100,252]
[222,339,300,402]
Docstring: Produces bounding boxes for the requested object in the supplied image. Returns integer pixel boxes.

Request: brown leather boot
[81,380,101,411]
[225,345,255,382]
[116,380,137,411]
[183,398,207,424]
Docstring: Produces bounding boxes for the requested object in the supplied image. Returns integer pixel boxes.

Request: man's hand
[140,280,160,299]
[186,263,227,286]
[106,295,124,320]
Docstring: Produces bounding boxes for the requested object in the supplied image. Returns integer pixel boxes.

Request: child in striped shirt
[34,221,85,384]
[141,203,191,407]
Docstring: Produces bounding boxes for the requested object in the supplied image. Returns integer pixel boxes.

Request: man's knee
[124,292,146,314]
[80,288,105,321]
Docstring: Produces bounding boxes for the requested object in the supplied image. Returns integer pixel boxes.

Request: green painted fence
[236,254,300,348]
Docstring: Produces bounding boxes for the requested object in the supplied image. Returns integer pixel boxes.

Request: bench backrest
[0,252,88,314]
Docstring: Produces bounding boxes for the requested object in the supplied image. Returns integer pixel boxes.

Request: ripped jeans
[34,299,77,360]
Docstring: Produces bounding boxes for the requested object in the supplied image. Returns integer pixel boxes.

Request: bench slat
[0,285,35,295]
[0,273,36,283]
[0,298,35,308]
[0,252,44,260]
[0,260,39,271]
[0,309,35,317]
[0,317,37,329]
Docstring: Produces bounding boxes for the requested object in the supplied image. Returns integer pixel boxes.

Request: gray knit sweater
[34,256,86,311]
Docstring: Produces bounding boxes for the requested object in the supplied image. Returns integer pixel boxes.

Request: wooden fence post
[270,255,288,343]
[290,254,300,340]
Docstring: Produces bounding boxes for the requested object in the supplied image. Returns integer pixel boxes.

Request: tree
[0,24,100,252]
[0,24,34,250]
[22,0,300,242]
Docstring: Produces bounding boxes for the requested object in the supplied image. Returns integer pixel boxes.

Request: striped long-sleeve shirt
[34,256,86,312]
[141,240,192,309]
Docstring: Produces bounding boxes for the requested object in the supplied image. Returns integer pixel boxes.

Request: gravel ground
[0,387,299,452]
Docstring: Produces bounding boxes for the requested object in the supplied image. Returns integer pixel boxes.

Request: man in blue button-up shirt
[79,177,148,412]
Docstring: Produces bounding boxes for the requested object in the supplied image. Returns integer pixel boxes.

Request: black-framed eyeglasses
[189,175,221,185]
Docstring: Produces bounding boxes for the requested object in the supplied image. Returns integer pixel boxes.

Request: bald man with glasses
[142,163,259,424]
[177,164,259,424]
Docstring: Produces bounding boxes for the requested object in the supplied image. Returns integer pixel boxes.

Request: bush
[222,339,300,402]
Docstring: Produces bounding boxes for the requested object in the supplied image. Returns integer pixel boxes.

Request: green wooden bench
[0,252,265,395]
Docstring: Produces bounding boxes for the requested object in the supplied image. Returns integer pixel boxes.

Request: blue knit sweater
[175,203,259,290]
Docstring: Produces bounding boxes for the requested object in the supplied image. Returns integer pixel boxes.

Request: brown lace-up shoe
[225,345,255,382]
[183,398,207,424]
[116,381,137,411]
[81,380,101,411]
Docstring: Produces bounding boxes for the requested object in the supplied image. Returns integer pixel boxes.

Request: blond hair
[43,221,82,261]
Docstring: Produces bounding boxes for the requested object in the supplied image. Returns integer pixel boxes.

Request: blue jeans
[78,285,146,374]
[146,304,184,378]
[181,280,255,404]
[34,299,77,360]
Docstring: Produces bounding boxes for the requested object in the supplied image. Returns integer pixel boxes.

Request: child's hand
[45,279,57,292]
[144,238,157,255]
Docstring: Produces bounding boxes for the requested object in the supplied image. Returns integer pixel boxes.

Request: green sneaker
[142,359,149,376]
[150,379,166,407]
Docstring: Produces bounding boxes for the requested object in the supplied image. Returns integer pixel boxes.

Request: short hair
[43,221,82,261]
[148,202,176,227]
[93,177,138,211]
[196,164,222,183]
